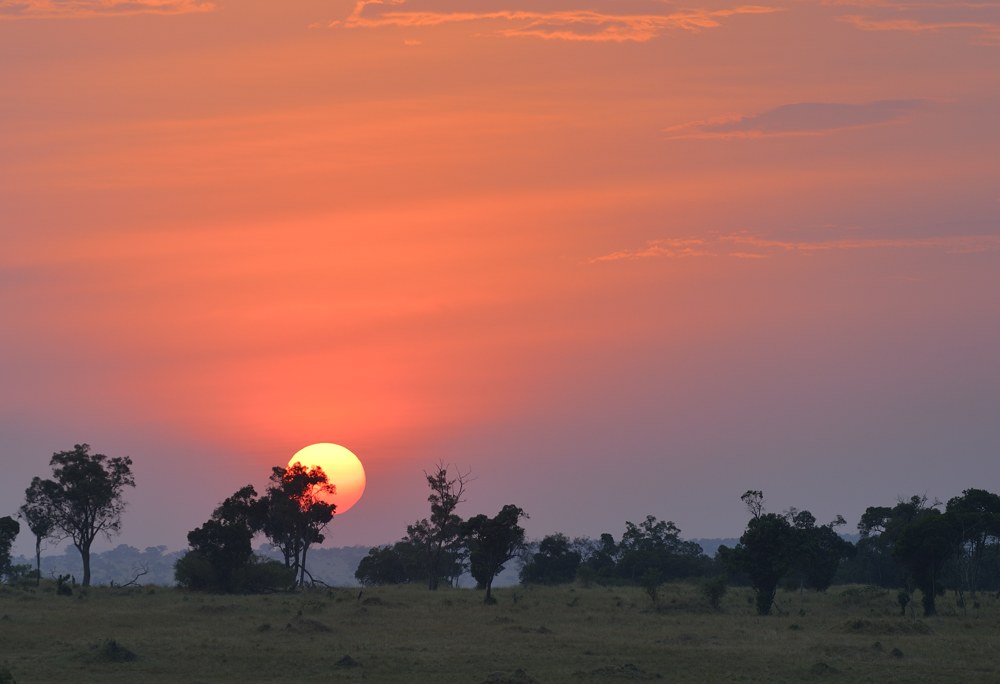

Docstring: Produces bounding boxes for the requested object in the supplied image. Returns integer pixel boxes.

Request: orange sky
[2,0,999,555]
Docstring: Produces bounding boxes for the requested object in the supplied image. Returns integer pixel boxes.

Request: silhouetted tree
[463,504,527,603]
[893,510,960,616]
[579,532,620,582]
[177,485,261,592]
[407,462,470,590]
[858,495,962,616]
[946,489,1000,596]
[787,510,854,592]
[28,444,135,586]
[616,515,708,582]
[0,516,20,582]
[259,463,336,588]
[520,533,581,585]
[727,491,797,615]
[20,478,57,585]
[355,540,426,586]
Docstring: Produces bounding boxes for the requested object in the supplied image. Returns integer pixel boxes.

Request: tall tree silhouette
[20,478,57,585]
[463,504,527,604]
[259,462,336,588]
[28,444,135,586]
[406,462,470,590]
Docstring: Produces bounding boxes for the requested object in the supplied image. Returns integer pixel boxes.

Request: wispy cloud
[0,0,214,20]
[827,0,1000,44]
[330,0,781,42]
[665,100,926,139]
[591,232,1000,263]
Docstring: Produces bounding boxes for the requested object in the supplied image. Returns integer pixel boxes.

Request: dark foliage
[24,444,135,587]
[519,533,581,585]
[463,504,527,603]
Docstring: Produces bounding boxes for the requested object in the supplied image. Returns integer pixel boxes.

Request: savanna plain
[2,582,998,683]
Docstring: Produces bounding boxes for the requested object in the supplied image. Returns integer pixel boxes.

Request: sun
[288,443,366,514]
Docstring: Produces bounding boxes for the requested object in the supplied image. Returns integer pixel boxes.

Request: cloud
[591,232,1000,263]
[0,0,214,20]
[665,100,926,139]
[826,0,1000,44]
[330,0,781,42]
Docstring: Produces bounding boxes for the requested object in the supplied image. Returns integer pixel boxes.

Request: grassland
[1,581,999,683]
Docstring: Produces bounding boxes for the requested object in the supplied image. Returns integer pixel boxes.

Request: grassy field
[1,581,999,683]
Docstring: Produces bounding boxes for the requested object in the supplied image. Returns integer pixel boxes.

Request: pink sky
[2,0,999,557]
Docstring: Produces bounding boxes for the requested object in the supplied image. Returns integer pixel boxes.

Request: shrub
[700,576,727,610]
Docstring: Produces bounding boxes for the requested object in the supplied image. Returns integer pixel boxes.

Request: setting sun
[288,443,366,514]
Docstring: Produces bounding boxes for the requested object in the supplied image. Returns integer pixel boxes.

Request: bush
[176,552,294,593]
[700,576,728,610]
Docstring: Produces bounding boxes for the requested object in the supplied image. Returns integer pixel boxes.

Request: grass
[1,581,999,682]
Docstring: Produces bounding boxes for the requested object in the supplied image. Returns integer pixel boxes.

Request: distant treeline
[355,486,1000,616]
[4,445,1000,617]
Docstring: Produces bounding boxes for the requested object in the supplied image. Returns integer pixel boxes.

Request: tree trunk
[299,545,309,588]
[80,541,92,587]
[35,535,42,586]
[484,579,496,604]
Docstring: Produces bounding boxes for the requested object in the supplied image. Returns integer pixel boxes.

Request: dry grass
[1,582,999,682]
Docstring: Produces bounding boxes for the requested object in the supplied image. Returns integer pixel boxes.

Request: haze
[2,0,998,558]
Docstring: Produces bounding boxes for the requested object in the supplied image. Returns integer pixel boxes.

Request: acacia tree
[259,462,336,588]
[463,504,527,604]
[30,444,135,586]
[20,478,57,585]
[406,462,470,590]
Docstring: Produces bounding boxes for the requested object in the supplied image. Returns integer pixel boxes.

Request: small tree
[19,479,56,585]
[407,462,470,590]
[177,485,260,592]
[462,504,527,604]
[30,444,135,586]
[0,517,20,582]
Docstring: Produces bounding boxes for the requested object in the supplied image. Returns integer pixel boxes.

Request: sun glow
[288,443,366,514]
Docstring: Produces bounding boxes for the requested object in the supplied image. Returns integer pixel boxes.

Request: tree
[945,489,1000,596]
[259,463,336,588]
[176,484,294,593]
[731,512,796,615]
[0,516,20,582]
[787,510,854,592]
[406,462,470,590]
[616,515,708,583]
[520,533,581,585]
[30,444,135,586]
[20,478,57,585]
[462,504,527,604]
[893,510,960,616]
[355,540,427,586]
[858,495,962,616]
[177,485,261,592]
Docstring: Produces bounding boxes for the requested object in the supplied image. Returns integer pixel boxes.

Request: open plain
[2,582,998,683]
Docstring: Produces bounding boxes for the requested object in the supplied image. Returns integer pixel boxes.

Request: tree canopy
[26,444,135,586]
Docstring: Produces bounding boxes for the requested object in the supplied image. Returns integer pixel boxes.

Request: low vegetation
[1,580,998,683]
